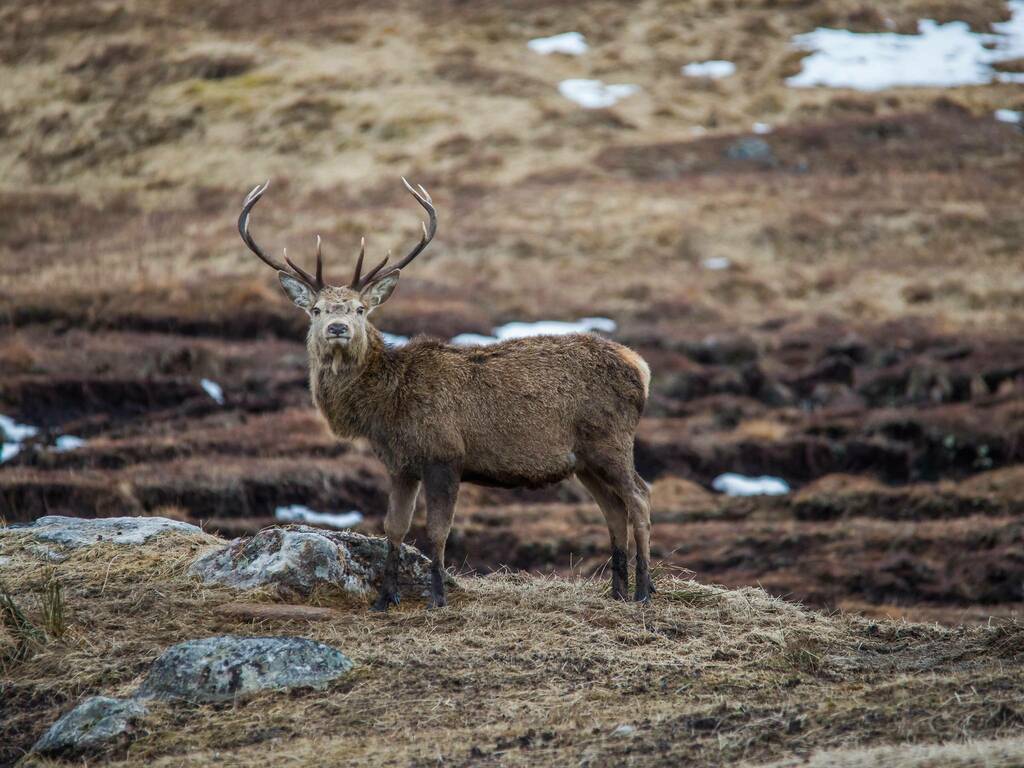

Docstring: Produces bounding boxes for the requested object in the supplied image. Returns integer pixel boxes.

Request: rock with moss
[32,696,148,759]
[189,525,445,600]
[17,515,203,548]
[136,635,353,703]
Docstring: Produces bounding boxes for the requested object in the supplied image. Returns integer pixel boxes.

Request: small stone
[611,724,637,737]
[136,635,353,703]
[32,696,148,758]
[725,137,774,164]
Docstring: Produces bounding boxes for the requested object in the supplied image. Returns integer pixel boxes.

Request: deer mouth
[325,331,351,346]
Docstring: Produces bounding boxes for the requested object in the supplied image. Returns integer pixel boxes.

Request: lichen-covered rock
[18,515,204,548]
[32,696,148,758]
[136,635,353,702]
[189,525,443,599]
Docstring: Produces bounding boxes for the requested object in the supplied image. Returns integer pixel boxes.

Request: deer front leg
[423,462,460,609]
[371,474,420,612]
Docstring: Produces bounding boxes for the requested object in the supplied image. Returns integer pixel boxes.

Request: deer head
[237,179,436,361]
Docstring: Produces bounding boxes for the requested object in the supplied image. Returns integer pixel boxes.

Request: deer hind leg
[372,474,420,612]
[577,469,630,601]
[423,462,460,609]
[631,471,653,603]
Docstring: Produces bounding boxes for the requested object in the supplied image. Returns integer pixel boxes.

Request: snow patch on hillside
[529,32,588,56]
[559,79,639,108]
[788,1,1024,91]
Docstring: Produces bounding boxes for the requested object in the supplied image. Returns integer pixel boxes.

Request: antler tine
[349,237,366,288]
[283,248,319,288]
[238,180,290,274]
[239,180,326,291]
[357,178,437,288]
[360,251,391,286]
[315,235,324,287]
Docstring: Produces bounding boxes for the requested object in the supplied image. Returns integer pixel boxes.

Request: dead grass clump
[0,581,46,663]
[40,572,67,640]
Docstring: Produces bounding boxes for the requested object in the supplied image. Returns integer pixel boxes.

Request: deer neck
[308,326,391,439]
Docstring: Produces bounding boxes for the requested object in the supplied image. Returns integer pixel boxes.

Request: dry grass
[2,529,1024,766]
[1,1,1023,334]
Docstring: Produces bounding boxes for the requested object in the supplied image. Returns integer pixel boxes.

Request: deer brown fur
[238,180,653,609]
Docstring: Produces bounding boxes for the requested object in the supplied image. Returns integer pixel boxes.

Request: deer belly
[460,449,578,489]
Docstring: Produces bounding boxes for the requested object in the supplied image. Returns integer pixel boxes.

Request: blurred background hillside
[2,0,1024,625]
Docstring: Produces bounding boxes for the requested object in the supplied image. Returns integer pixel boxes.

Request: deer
[237,179,653,610]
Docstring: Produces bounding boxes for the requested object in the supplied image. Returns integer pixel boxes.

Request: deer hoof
[370,592,400,612]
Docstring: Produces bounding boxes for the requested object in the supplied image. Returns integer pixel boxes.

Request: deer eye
[356,306,365,315]
[311,308,321,316]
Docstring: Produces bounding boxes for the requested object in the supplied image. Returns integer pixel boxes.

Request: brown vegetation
[2,531,1024,766]
[0,0,1022,727]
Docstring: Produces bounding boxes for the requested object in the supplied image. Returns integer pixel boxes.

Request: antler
[351,177,436,289]
[238,180,325,291]
[240,178,436,293]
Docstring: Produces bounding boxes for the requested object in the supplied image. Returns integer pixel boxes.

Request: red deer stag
[238,179,653,610]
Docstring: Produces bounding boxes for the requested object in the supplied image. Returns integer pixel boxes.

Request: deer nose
[326,322,350,338]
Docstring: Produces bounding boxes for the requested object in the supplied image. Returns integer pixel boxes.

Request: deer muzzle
[326,322,351,341]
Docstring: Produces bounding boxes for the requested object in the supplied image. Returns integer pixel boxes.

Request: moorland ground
[3,0,1024,624]
[2,3,1024,756]
[3,0,1024,764]
[2,528,1024,766]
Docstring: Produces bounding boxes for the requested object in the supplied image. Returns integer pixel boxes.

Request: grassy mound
[2,528,1023,766]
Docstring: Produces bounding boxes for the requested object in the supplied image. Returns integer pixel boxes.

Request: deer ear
[361,271,400,310]
[278,272,314,309]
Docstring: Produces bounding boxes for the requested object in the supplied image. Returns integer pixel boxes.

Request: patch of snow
[52,435,86,452]
[496,317,616,340]
[0,414,38,443]
[0,413,38,464]
[712,473,790,497]
[451,332,500,346]
[453,317,617,346]
[682,60,736,79]
[996,108,1023,123]
[381,331,409,347]
[702,257,731,271]
[275,505,364,530]
[200,378,224,405]
[558,79,639,109]
[752,122,773,134]
[787,2,1024,91]
[528,31,588,56]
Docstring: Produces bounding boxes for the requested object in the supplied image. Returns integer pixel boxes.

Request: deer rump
[359,333,649,489]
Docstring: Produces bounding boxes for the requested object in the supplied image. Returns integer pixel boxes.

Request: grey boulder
[32,696,148,758]
[20,515,203,548]
[189,525,442,599]
[136,635,353,702]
